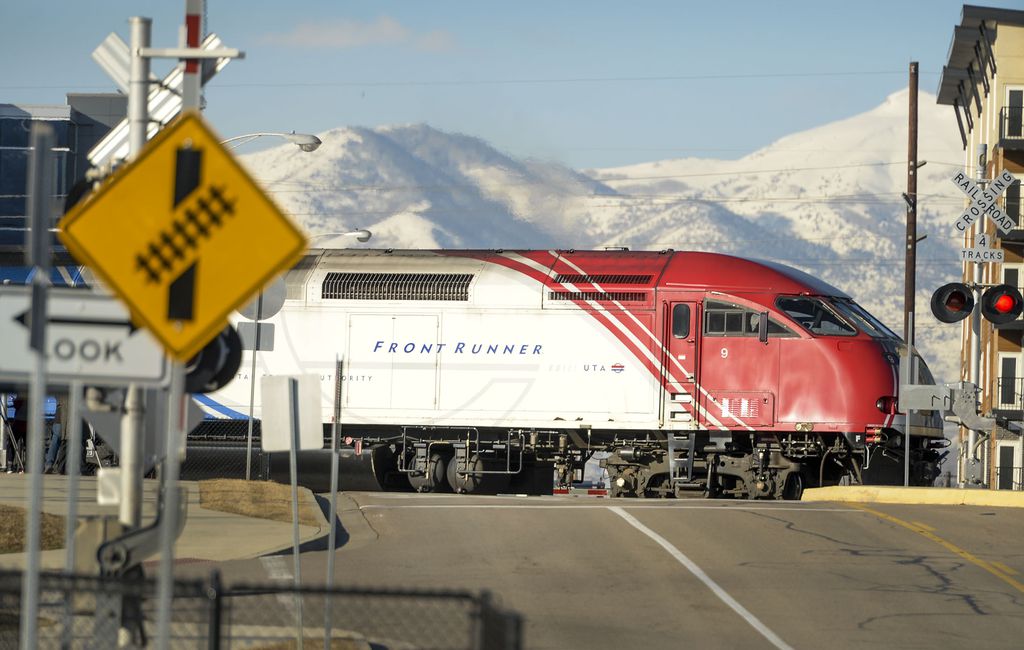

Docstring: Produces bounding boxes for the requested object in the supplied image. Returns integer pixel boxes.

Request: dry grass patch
[198,479,322,527]
[0,504,65,554]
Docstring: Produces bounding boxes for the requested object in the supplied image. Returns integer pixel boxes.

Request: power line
[210,69,929,89]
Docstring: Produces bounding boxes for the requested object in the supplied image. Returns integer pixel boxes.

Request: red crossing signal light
[930,282,975,323]
[980,284,1024,324]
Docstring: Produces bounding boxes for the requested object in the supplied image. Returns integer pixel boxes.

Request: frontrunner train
[196,248,946,499]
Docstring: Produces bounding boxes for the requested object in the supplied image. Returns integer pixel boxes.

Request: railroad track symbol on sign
[59,110,308,361]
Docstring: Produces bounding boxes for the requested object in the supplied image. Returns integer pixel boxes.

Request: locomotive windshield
[775,296,856,336]
[776,295,900,339]
[828,298,900,339]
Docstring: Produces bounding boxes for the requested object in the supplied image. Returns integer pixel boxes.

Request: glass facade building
[0,94,125,258]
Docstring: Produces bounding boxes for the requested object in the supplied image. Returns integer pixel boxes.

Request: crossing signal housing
[930,283,975,323]
[980,284,1024,324]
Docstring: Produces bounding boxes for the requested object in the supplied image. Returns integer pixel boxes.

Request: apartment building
[938,5,1024,490]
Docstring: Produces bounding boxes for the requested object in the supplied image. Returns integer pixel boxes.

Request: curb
[802,486,1024,508]
[245,485,330,559]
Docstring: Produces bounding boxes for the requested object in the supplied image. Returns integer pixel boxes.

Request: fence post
[207,569,223,650]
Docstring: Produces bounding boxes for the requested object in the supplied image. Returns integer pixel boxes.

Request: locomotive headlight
[795,422,814,432]
[875,396,898,415]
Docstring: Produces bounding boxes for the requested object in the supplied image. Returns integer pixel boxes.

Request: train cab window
[775,296,856,336]
[671,304,690,338]
[829,298,899,339]
[703,300,794,338]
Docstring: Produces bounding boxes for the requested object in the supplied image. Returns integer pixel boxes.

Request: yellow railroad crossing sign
[59,110,307,361]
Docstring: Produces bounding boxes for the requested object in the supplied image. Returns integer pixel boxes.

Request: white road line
[609,506,795,650]
[358,503,857,512]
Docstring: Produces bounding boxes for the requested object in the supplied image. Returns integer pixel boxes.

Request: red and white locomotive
[202,248,945,498]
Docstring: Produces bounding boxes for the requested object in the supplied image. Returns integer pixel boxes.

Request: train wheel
[782,472,804,501]
[609,467,639,498]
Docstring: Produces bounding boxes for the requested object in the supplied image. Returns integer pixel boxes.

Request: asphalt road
[205,493,1024,649]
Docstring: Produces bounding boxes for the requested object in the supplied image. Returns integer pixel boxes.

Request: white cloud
[261,16,455,52]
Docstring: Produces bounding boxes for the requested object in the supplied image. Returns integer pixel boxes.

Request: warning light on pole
[930,282,975,323]
[980,284,1024,324]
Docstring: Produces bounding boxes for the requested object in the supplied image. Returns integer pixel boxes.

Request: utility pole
[905,61,919,345]
[904,61,919,488]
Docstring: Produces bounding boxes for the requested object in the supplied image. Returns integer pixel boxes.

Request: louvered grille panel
[322,273,473,301]
[554,274,653,285]
[549,291,647,302]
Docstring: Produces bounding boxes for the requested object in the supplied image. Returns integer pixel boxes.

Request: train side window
[671,304,690,338]
[704,299,796,338]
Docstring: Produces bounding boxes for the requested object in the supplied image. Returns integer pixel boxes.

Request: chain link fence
[0,570,522,649]
[181,419,272,482]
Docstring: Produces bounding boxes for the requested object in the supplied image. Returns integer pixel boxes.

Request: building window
[1007,88,1023,139]
[999,354,1018,408]
[1006,181,1020,228]
[1004,264,1022,293]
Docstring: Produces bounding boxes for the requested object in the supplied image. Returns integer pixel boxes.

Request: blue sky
[3,1,1022,168]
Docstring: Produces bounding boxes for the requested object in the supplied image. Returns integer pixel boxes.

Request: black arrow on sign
[168,146,201,321]
[14,311,138,333]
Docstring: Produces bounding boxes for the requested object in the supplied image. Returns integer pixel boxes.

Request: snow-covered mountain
[241,89,966,381]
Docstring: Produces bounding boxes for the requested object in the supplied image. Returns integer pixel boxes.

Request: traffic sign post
[59,110,308,361]
[0,287,169,387]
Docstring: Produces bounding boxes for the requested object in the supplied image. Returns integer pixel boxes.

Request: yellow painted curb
[802,486,1024,508]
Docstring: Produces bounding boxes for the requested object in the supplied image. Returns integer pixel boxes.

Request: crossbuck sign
[951,169,1019,235]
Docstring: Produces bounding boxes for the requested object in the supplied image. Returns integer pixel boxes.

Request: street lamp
[221,131,322,152]
[308,230,373,245]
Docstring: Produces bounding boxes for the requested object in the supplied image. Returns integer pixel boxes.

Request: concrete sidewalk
[0,474,327,571]
[803,485,1024,507]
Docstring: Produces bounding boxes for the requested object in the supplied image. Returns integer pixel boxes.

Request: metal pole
[61,382,83,650]
[181,0,204,110]
[325,357,342,649]
[288,378,304,647]
[245,293,263,481]
[157,362,185,650]
[905,323,913,488]
[159,4,204,642]
[120,15,152,531]
[19,122,54,650]
[967,144,988,478]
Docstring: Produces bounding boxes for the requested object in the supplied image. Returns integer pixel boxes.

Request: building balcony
[1000,106,1024,150]
[993,376,1024,421]
[993,466,1022,491]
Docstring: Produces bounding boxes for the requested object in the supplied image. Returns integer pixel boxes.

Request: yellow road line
[850,503,1024,594]
[991,561,1019,576]
[910,521,935,532]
